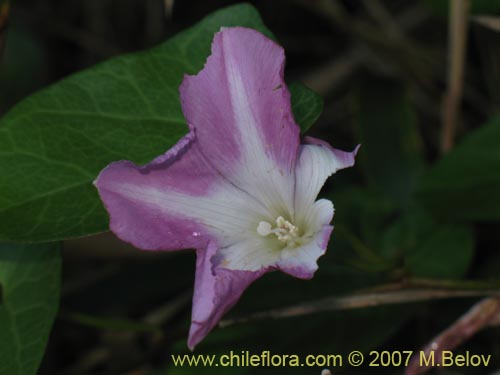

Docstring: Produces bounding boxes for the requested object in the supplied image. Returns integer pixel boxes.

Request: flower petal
[94,129,270,251]
[278,199,334,279]
[294,137,359,219]
[217,234,282,272]
[217,199,334,274]
[188,242,266,350]
[180,27,300,218]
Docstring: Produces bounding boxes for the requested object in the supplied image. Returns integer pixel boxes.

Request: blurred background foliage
[1,0,500,374]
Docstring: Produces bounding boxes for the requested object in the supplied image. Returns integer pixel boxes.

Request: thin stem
[220,287,500,328]
[362,0,405,42]
[293,0,437,83]
[301,1,431,96]
[61,311,160,333]
[405,297,500,375]
[334,225,392,270]
[363,277,500,293]
[441,0,471,153]
[164,0,174,18]
[0,0,9,61]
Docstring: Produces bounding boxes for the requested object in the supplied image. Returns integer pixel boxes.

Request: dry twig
[0,0,9,61]
[405,297,500,375]
[220,287,500,328]
[295,0,437,88]
[164,0,174,18]
[301,1,430,95]
[441,0,471,153]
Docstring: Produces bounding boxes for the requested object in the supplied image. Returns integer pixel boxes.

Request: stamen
[256,216,300,247]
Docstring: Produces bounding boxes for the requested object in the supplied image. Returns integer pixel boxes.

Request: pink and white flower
[95,27,358,349]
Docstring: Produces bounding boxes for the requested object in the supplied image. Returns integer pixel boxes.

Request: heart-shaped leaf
[0,242,61,375]
[0,4,322,242]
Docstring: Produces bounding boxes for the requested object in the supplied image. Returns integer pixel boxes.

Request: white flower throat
[257,216,301,248]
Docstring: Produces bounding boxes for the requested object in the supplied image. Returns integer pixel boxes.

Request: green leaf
[355,76,424,208]
[0,242,61,375]
[288,81,323,132]
[381,210,474,279]
[406,223,474,278]
[65,311,159,333]
[331,188,474,279]
[330,187,397,253]
[417,117,500,221]
[0,3,322,242]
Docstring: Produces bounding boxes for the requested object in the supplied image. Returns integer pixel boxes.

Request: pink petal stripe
[188,242,267,349]
[180,27,300,214]
[94,128,218,251]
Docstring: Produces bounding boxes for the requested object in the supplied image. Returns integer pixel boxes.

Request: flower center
[256,216,301,247]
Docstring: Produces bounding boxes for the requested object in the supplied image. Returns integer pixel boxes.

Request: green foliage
[418,117,500,221]
[381,210,474,279]
[355,76,424,208]
[0,3,321,242]
[0,242,61,375]
[288,82,323,131]
[351,75,475,280]
[333,190,474,280]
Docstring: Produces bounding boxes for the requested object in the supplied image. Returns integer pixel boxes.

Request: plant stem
[334,225,392,270]
[364,277,500,293]
[293,0,437,83]
[0,1,9,61]
[220,285,500,328]
[441,0,471,153]
[405,297,500,375]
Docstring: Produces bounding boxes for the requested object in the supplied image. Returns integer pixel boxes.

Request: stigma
[257,216,300,247]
